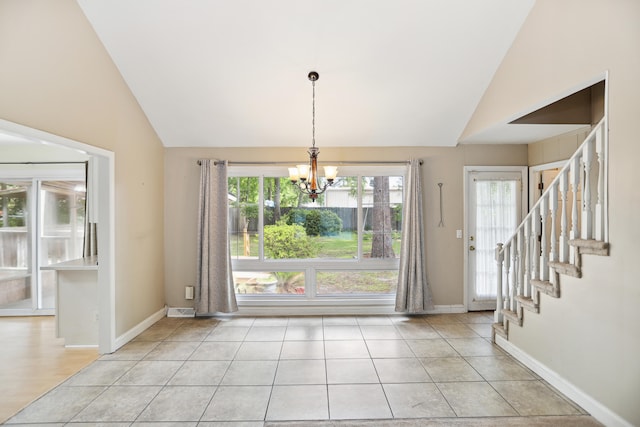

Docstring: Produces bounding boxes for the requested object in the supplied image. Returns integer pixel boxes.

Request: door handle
[469,245,476,251]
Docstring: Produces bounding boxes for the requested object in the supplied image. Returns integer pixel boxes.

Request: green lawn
[317,270,398,294]
[231,231,401,259]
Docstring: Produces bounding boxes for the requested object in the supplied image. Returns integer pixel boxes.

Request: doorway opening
[0,120,115,354]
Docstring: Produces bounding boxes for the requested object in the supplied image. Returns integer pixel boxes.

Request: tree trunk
[371,176,395,258]
[297,190,304,207]
[274,178,281,222]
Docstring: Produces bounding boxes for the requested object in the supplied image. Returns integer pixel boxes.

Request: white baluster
[582,138,594,239]
[523,216,531,298]
[517,228,525,299]
[595,123,605,241]
[569,157,580,263]
[494,243,504,324]
[530,205,540,281]
[511,240,518,312]
[504,244,512,312]
[539,197,549,280]
[559,170,569,263]
[549,184,558,263]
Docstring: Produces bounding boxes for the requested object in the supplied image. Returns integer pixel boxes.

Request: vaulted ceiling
[73,0,579,149]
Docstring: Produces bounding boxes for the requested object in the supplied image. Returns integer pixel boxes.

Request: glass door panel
[38,181,86,310]
[0,181,32,310]
[0,177,85,314]
[467,171,523,310]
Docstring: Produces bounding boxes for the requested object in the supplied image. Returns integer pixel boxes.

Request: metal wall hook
[437,183,444,227]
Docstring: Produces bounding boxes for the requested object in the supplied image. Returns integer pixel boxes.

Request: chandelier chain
[312,79,316,148]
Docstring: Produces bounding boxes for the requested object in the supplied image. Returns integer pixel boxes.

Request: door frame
[528,160,565,209]
[0,119,116,354]
[463,166,528,312]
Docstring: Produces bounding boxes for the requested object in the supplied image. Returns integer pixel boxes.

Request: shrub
[263,220,317,259]
[304,210,321,236]
[319,210,342,236]
[286,209,343,236]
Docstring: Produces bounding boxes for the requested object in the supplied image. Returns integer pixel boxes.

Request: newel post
[494,243,504,323]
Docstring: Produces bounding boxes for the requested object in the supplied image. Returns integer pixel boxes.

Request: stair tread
[515,295,540,313]
[502,309,522,326]
[569,239,609,250]
[549,261,582,278]
[570,239,610,256]
[531,279,552,285]
[549,261,578,269]
[532,280,560,298]
[492,323,508,340]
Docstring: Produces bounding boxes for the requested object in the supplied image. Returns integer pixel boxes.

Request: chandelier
[288,71,338,202]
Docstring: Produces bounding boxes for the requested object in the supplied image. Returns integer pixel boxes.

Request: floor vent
[167,307,195,318]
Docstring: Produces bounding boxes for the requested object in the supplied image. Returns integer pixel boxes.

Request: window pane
[233,271,305,295]
[40,181,86,310]
[474,180,518,299]
[316,270,398,295]
[41,181,85,266]
[228,177,259,260]
[264,177,358,260]
[0,181,31,310]
[363,176,403,259]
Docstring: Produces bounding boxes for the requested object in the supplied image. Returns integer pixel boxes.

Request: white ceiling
[76,0,541,148]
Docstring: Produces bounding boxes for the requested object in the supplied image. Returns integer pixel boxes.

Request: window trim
[228,164,405,303]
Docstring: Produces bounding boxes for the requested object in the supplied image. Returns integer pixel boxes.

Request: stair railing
[494,117,608,330]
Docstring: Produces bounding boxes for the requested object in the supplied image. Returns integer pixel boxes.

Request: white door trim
[0,119,116,354]
[528,160,565,210]
[463,166,528,312]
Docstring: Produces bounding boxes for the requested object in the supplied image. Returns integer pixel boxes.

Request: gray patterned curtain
[195,159,238,314]
[395,158,433,313]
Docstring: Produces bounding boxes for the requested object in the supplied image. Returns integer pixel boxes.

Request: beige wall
[164,144,527,308]
[0,143,89,163]
[0,0,166,336]
[465,0,640,424]
[528,126,590,166]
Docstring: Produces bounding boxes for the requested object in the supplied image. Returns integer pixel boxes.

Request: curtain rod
[0,161,87,165]
[198,160,422,166]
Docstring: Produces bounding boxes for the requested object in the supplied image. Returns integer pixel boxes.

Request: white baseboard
[222,303,467,317]
[64,344,99,349]
[428,304,467,314]
[496,336,633,427]
[113,305,167,352]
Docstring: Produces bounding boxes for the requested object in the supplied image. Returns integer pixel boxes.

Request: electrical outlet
[185,286,194,300]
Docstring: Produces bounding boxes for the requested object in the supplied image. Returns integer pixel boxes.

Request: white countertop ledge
[42,256,99,271]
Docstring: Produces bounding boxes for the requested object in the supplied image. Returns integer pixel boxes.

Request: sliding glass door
[0,181,32,311]
[0,168,85,315]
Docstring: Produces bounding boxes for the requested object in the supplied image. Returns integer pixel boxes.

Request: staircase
[492,117,608,341]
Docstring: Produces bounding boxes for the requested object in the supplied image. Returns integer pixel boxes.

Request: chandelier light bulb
[297,164,309,181]
[324,166,338,182]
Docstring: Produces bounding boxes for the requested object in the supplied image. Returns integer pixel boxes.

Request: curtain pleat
[195,159,238,314]
[395,159,433,313]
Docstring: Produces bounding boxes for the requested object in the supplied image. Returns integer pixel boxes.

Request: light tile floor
[5,312,590,425]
